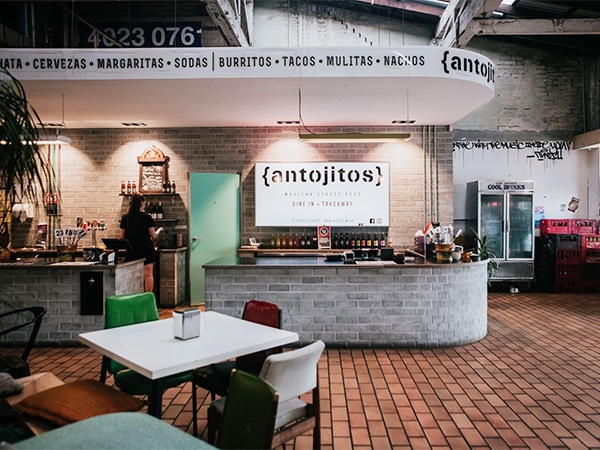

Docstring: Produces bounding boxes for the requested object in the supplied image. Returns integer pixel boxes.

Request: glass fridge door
[480,194,505,259]
[508,193,533,259]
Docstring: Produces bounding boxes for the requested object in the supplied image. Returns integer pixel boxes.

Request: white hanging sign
[255,162,389,227]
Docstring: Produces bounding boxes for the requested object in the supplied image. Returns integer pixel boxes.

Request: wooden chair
[208,340,325,449]
[216,369,279,450]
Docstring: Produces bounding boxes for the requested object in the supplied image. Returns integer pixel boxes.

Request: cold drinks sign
[255,162,389,227]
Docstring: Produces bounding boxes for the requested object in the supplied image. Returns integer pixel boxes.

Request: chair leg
[192,380,198,437]
[313,382,321,449]
[100,356,109,383]
[207,405,217,445]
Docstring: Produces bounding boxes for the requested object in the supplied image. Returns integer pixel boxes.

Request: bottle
[120,180,126,195]
[170,180,176,194]
[345,233,350,249]
[361,233,366,248]
[163,180,168,193]
[157,202,164,220]
[380,233,387,248]
[281,235,288,249]
[333,233,339,249]
[366,234,372,248]
[166,180,172,194]
[300,234,306,249]
[126,181,132,195]
[291,233,298,249]
[275,234,281,249]
[132,180,137,194]
[350,233,356,248]
[312,231,318,249]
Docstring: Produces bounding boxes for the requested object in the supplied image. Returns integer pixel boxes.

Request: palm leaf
[0,67,50,234]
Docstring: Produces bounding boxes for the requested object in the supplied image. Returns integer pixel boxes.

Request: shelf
[120,193,178,196]
[154,219,178,223]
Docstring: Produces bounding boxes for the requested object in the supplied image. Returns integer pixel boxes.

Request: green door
[189,173,240,305]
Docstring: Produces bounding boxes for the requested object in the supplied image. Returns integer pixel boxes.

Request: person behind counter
[119,193,164,292]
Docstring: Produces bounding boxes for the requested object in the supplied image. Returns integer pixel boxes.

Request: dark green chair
[99,293,193,413]
[214,369,279,450]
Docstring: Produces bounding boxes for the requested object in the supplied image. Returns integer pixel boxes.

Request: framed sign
[255,162,390,227]
[138,146,169,193]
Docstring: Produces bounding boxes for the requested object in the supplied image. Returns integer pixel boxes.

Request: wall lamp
[298,132,411,143]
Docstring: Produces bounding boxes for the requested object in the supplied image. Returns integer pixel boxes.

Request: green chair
[99,292,193,415]
[214,369,279,450]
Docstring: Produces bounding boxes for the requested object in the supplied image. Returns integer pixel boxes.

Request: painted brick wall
[0,263,143,345]
[11,126,453,251]
[205,261,489,347]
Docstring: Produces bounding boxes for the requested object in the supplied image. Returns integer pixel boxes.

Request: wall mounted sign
[255,162,390,227]
[138,146,169,193]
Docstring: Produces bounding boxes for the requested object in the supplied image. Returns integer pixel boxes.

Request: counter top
[0,258,144,269]
[205,255,486,268]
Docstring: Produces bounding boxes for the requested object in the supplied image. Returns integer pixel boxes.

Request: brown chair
[207,340,325,449]
[192,300,282,435]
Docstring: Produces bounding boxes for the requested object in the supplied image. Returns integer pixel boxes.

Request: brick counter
[0,259,144,345]
[204,257,488,347]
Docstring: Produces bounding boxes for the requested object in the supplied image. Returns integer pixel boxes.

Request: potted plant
[471,229,500,282]
[0,67,51,261]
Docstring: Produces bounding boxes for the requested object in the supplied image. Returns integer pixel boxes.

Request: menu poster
[140,164,165,193]
[255,162,390,227]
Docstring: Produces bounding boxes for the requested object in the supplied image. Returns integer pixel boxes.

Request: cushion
[13,380,145,426]
[0,373,24,398]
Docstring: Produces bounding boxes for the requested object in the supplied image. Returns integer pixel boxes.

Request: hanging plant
[0,66,51,253]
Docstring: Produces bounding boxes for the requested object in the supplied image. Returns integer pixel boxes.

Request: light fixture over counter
[298,132,411,143]
[36,135,72,145]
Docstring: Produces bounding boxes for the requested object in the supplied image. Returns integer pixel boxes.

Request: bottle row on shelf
[147,202,165,220]
[266,231,389,250]
[119,180,177,195]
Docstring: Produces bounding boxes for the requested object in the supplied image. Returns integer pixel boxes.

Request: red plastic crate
[570,219,598,235]
[581,235,600,249]
[556,248,581,263]
[582,249,600,264]
[555,262,581,279]
[554,279,580,293]
[540,219,570,235]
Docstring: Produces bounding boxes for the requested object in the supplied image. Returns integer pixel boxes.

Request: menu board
[139,164,165,193]
[255,162,389,227]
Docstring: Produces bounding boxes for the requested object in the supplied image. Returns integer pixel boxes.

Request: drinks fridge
[466,181,535,282]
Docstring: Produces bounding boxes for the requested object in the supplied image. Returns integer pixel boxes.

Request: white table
[78,311,299,417]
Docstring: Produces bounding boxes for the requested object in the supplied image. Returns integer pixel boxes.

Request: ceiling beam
[573,129,600,150]
[471,17,600,36]
[433,0,503,47]
[202,0,252,47]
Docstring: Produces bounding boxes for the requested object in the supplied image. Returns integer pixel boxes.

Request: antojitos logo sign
[255,162,389,227]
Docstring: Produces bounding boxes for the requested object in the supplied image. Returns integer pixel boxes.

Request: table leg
[147,379,166,418]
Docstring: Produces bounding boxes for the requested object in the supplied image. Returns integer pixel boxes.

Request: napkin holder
[173,308,201,340]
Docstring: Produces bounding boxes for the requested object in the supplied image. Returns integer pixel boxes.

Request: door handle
[191,236,202,242]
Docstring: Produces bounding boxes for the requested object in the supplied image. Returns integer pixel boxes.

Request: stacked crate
[536,219,600,293]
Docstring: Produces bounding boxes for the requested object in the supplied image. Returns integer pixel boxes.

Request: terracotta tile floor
[21,291,600,449]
